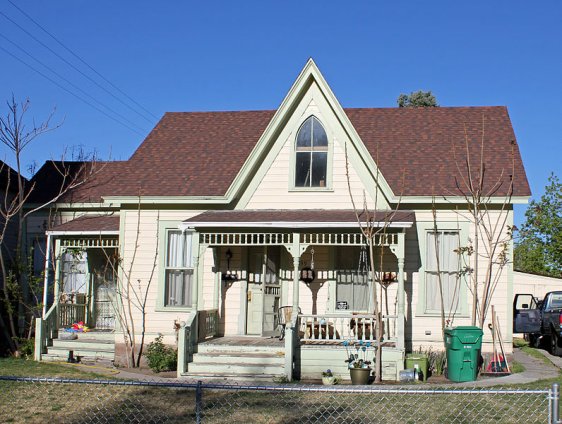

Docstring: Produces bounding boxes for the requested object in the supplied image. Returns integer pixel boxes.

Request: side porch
[34,215,120,361]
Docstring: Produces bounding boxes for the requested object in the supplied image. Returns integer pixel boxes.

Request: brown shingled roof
[39,107,530,201]
[184,209,415,226]
[50,215,119,233]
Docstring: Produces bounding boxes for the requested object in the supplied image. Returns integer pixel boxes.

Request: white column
[397,231,406,351]
[42,234,52,318]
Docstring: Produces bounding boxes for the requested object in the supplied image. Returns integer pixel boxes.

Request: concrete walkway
[457,348,560,387]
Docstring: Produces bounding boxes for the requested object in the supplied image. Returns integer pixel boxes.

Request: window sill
[155,306,194,313]
[289,187,334,192]
[415,311,470,319]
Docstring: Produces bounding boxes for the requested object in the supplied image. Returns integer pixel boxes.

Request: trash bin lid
[444,326,483,344]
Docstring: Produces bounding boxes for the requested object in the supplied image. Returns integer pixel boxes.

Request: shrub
[415,346,447,376]
[14,337,35,359]
[144,335,177,372]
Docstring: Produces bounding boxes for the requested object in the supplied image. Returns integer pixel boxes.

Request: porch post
[213,247,220,311]
[396,231,406,351]
[292,256,300,310]
[191,233,201,311]
[42,234,52,318]
[291,233,300,310]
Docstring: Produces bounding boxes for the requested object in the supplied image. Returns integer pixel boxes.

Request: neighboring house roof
[29,107,530,202]
[28,161,127,204]
[183,209,415,228]
[0,160,25,194]
[49,215,119,233]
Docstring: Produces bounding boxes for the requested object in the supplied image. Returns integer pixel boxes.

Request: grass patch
[510,361,525,373]
[520,346,553,366]
[0,358,114,379]
[513,337,529,348]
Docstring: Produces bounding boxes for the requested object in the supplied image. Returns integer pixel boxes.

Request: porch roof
[181,209,414,229]
[47,215,120,236]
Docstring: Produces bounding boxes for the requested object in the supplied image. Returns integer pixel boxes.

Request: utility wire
[0,45,145,136]
[0,32,146,133]
[0,10,156,125]
[7,0,158,122]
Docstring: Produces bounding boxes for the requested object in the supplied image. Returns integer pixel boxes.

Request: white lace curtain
[165,231,193,306]
[425,231,459,312]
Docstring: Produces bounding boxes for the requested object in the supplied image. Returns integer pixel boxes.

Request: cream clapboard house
[32,60,530,381]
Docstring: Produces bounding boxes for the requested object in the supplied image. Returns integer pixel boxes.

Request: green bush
[415,346,447,376]
[14,337,35,359]
[144,335,177,373]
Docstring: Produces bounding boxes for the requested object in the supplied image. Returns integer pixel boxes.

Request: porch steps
[185,343,285,381]
[42,331,115,363]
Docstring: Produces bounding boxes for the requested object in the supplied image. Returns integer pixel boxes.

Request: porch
[35,215,120,361]
[178,209,413,381]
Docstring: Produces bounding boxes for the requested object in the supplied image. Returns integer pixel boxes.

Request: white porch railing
[297,313,397,344]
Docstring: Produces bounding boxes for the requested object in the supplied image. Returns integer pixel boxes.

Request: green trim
[415,221,470,318]
[155,220,196,311]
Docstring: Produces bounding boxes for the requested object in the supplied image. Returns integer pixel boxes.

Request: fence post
[196,380,203,424]
[552,383,560,424]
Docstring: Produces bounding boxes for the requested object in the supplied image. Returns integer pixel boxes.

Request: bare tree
[449,118,515,328]
[102,200,159,368]
[345,142,404,383]
[0,96,99,354]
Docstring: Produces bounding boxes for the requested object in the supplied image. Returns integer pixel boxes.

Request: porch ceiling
[181,209,414,229]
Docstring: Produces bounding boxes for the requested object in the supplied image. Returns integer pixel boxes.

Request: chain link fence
[0,376,558,423]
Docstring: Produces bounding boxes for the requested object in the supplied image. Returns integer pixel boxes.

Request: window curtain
[165,231,193,306]
[425,231,459,312]
[336,247,370,312]
[62,252,87,294]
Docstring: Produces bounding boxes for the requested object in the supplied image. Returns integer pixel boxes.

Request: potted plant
[343,340,373,385]
[321,369,336,385]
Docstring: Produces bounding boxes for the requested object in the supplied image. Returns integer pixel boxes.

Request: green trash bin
[405,354,429,381]
[444,326,483,382]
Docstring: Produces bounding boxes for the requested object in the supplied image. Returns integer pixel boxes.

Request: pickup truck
[514,291,562,356]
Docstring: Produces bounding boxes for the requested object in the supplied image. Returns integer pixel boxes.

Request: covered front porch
[177,209,413,381]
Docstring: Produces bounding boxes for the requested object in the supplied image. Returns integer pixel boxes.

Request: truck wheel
[551,333,562,356]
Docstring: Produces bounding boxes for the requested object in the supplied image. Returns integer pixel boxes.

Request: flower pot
[349,367,371,385]
[322,376,336,385]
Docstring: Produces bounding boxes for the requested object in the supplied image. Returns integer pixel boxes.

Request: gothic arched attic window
[295,116,328,188]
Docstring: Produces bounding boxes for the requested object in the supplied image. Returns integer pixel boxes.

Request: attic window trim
[293,115,331,190]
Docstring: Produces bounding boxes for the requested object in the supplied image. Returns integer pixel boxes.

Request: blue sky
[0,1,560,225]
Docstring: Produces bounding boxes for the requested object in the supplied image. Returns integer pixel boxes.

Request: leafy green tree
[514,174,562,277]
[397,90,438,107]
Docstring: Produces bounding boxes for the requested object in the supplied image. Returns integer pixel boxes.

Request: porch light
[299,247,315,284]
[222,248,238,283]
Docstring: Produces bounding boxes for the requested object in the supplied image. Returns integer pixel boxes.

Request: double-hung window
[164,230,193,307]
[425,230,460,313]
[295,116,328,188]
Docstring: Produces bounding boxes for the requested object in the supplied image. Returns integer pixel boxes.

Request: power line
[7,0,158,122]
[0,32,147,133]
[0,45,145,136]
[0,10,157,125]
